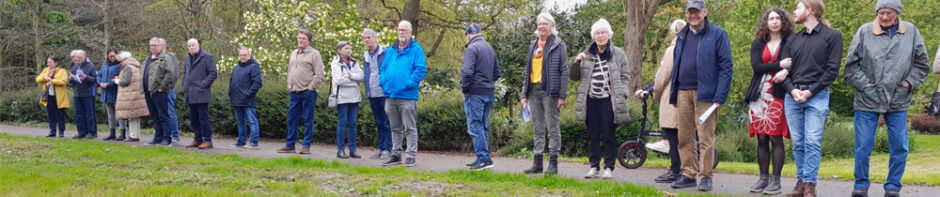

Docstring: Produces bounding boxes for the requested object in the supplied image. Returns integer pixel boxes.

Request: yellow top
[530,55,543,84]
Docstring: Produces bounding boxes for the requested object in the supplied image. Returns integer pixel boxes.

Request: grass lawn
[0,133,725,196]
[612,135,940,186]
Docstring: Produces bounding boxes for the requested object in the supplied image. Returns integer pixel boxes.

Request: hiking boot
[545,155,558,175]
[600,168,613,179]
[469,160,494,171]
[103,130,116,141]
[115,129,126,141]
[337,151,348,159]
[383,155,402,166]
[277,146,296,153]
[671,175,696,189]
[197,142,213,149]
[851,187,868,197]
[883,188,899,197]
[349,151,361,159]
[404,158,416,167]
[185,141,202,148]
[763,175,783,195]
[786,180,804,197]
[750,174,770,192]
[655,171,680,183]
[299,147,311,154]
[523,155,543,174]
[802,182,816,197]
[584,167,600,179]
[698,177,713,191]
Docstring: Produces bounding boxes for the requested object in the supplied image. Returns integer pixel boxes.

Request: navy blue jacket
[461,36,501,95]
[229,58,263,107]
[97,60,121,103]
[182,50,218,104]
[668,18,734,104]
[69,60,98,98]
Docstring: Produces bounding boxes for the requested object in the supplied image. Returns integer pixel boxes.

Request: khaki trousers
[676,90,718,178]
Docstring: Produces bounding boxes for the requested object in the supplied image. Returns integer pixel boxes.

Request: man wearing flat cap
[843,0,930,196]
[460,24,501,171]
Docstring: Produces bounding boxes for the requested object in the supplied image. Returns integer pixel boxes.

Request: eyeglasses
[397,28,411,32]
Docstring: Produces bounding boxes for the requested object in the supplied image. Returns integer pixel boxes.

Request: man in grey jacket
[362,28,392,160]
[843,1,930,196]
[461,24,501,171]
[182,38,218,149]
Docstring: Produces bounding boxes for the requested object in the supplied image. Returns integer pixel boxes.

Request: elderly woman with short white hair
[570,18,631,179]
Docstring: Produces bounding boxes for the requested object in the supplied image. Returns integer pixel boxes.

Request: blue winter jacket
[229,58,263,107]
[380,38,427,100]
[668,18,734,105]
[70,60,98,98]
[97,60,122,103]
[461,36,501,95]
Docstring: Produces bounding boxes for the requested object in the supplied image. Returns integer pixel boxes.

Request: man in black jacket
[182,38,218,149]
[461,24,501,171]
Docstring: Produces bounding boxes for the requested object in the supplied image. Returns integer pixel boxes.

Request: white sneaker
[584,167,600,179]
[646,140,669,153]
[601,168,613,179]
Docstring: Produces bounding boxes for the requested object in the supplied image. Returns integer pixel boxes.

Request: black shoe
[404,158,416,167]
[523,155,543,174]
[671,175,697,189]
[545,155,558,175]
[72,135,86,139]
[84,135,96,139]
[145,140,160,146]
[466,161,480,167]
[469,160,494,171]
[382,155,402,166]
[697,177,713,191]
[116,130,126,141]
[103,130,116,141]
[160,139,172,146]
[349,151,361,159]
[851,187,868,197]
[337,151,349,159]
[45,133,56,138]
[884,188,899,197]
[655,171,680,183]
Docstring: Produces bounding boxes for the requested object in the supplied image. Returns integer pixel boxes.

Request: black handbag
[927,92,940,115]
[41,68,55,102]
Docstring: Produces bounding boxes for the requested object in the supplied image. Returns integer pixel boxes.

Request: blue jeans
[188,103,212,142]
[464,94,494,162]
[46,95,66,136]
[286,91,317,148]
[145,91,172,143]
[73,96,97,136]
[369,97,392,151]
[854,110,909,191]
[785,87,829,184]
[234,106,259,146]
[336,103,359,152]
[168,89,179,139]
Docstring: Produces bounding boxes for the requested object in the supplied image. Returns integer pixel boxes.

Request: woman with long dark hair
[744,7,795,195]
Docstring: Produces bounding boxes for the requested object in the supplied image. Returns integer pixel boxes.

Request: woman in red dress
[744,7,795,195]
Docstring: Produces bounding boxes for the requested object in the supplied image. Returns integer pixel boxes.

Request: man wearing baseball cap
[461,24,501,171]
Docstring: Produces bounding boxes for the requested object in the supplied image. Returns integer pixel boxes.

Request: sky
[543,0,586,12]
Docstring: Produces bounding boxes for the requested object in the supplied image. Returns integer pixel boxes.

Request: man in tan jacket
[278,29,326,154]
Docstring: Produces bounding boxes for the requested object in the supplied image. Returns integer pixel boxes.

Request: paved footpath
[2,124,938,196]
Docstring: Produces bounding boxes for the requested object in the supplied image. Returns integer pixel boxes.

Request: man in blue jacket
[98,49,124,141]
[182,38,218,149]
[461,24,501,171]
[69,49,99,139]
[667,0,733,191]
[380,20,427,167]
[229,48,263,149]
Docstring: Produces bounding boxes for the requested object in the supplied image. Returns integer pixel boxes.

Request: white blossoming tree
[219,0,395,77]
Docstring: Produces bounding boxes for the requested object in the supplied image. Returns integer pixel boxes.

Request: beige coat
[653,44,679,129]
[934,44,940,92]
[116,58,149,119]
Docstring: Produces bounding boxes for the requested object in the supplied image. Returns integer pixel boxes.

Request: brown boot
[185,141,202,148]
[299,147,311,154]
[802,182,816,197]
[785,180,803,197]
[198,141,213,149]
[277,146,296,153]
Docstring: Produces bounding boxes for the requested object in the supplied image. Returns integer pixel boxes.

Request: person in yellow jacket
[35,56,70,137]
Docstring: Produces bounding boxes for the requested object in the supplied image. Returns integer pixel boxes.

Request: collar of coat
[188,49,208,64]
[678,16,711,37]
[872,18,907,35]
[530,34,562,53]
[465,36,484,48]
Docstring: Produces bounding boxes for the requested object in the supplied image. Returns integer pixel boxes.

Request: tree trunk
[426,29,446,57]
[32,0,43,71]
[402,0,420,35]
[623,0,672,97]
[103,0,112,53]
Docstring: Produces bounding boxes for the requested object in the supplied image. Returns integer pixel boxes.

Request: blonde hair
[668,19,687,38]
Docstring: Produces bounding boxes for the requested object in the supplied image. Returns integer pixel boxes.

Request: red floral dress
[748,44,789,138]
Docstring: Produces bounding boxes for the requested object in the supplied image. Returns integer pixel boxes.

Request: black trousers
[662,128,681,173]
[587,97,617,170]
